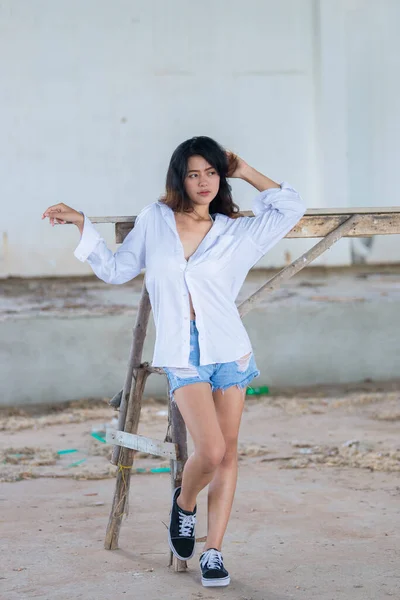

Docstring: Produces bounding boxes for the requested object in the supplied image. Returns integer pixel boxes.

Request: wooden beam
[89,206,400,223]
[110,283,151,466]
[107,211,400,243]
[239,215,359,317]
[104,368,149,550]
[290,213,400,238]
[106,429,177,460]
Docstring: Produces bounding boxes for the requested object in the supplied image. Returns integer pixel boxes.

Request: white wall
[345,0,400,263]
[0,0,399,277]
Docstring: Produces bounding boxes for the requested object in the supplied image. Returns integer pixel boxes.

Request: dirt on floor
[0,388,399,600]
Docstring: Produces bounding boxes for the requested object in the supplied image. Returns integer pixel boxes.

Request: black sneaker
[168,486,197,561]
[199,548,230,587]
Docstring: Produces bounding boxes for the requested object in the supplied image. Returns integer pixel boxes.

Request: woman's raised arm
[227,154,306,256]
[42,202,151,284]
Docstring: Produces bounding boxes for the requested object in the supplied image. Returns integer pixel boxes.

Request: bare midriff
[189,295,196,320]
[174,212,214,323]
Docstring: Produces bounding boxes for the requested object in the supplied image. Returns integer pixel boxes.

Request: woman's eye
[208,171,216,176]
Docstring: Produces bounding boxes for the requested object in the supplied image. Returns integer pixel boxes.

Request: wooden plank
[104,368,150,550]
[290,213,400,238]
[113,212,400,243]
[89,206,400,224]
[90,216,136,223]
[106,429,177,460]
[302,207,400,215]
[239,215,359,317]
[110,283,151,466]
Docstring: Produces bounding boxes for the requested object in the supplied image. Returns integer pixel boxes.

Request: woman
[42,136,306,588]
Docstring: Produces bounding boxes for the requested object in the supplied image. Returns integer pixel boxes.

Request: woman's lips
[198,191,210,196]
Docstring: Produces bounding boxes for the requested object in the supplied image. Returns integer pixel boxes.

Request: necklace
[191,207,213,223]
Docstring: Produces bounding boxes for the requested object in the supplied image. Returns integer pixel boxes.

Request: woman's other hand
[226,151,249,179]
[42,203,85,233]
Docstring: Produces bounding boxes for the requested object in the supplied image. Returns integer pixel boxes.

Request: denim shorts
[163,320,260,401]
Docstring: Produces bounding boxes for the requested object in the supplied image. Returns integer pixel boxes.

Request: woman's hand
[42,203,84,231]
[226,152,249,179]
[226,151,280,192]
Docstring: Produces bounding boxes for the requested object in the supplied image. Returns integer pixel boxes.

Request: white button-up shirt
[74,182,305,367]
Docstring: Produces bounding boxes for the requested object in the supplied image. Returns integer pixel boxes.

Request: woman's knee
[196,440,226,472]
[221,437,239,464]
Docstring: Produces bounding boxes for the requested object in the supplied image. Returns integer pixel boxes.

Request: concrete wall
[1,0,399,278]
[2,269,400,406]
[2,295,400,406]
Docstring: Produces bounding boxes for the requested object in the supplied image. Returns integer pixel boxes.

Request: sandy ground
[1,389,399,600]
[2,265,400,321]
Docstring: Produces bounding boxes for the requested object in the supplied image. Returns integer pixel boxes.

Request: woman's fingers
[50,217,67,226]
[43,207,70,220]
[226,152,239,177]
[42,203,81,227]
[42,203,69,218]
[43,207,63,217]
[42,209,58,220]
[42,206,55,219]
[45,202,65,213]
[46,211,66,226]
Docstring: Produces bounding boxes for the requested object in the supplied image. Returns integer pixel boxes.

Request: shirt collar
[156,200,224,238]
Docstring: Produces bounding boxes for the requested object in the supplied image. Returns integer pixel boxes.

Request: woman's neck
[190,205,211,221]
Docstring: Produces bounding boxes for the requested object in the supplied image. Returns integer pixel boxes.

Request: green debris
[134,466,170,474]
[246,386,269,396]
[91,432,106,444]
[67,458,87,468]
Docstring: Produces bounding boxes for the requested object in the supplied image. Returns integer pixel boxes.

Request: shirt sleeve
[233,181,306,256]
[73,207,149,284]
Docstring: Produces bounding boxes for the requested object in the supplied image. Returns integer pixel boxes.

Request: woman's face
[184,155,220,207]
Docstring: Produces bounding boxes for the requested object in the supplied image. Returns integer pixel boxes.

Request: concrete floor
[1,265,400,406]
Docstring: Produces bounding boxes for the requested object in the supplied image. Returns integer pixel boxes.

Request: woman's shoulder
[214,211,246,230]
[135,201,161,221]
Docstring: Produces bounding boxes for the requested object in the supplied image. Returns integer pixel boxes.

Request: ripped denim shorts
[163,320,260,402]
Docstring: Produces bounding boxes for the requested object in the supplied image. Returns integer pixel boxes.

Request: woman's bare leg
[204,385,246,551]
[173,382,226,512]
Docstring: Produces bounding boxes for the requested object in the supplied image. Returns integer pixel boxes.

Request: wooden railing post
[110,281,151,466]
[105,281,151,550]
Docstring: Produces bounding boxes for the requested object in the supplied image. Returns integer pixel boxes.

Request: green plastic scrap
[150,467,171,473]
[67,458,87,468]
[91,432,106,444]
[246,386,270,395]
[57,449,78,455]
[133,466,171,474]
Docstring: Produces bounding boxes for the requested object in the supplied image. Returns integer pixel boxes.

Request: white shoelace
[200,548,223,570]
[178,511,196,537]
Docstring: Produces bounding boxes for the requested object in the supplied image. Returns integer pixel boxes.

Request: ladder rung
[106,429,177,460]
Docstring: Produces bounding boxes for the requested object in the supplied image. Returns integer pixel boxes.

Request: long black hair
[161,136,241,217]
